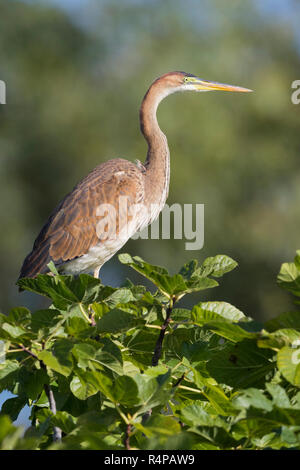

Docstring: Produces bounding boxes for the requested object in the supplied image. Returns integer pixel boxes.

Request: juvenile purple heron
[18,72,251,280]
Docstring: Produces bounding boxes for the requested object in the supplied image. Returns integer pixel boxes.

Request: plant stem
[39,343,62,443]
[124,423,131,450]
[44,383,62,442]
[18,344,38,360]
[172,373,185,388]
[151,298,174,367]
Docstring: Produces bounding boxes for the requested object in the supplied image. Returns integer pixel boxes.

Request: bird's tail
[18,243,51,284]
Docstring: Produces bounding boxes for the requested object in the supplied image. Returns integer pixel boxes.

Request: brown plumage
[18,71,251,280]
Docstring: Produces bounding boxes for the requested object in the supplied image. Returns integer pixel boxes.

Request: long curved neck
[140,81,171,207]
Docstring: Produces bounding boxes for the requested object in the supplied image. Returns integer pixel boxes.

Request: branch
[18,344,38,360]
[151,299,174,367]
[16,343,62,442]
[124,423,131,450]
[44,383,62,443]
[172,373,185,388]
[142,299,175,425]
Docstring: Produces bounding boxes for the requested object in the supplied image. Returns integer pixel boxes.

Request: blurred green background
[0,0,299,322]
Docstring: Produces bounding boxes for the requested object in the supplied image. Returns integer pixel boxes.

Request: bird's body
[19,72,251,280]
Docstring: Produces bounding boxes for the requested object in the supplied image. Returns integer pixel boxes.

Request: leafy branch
[0,252,299,449]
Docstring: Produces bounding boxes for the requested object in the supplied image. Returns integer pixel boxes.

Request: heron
[18,71,251,281]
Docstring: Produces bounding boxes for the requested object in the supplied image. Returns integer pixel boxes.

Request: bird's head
[153,71,252,96]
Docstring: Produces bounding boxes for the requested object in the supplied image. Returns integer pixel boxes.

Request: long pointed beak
[186,76,252,93]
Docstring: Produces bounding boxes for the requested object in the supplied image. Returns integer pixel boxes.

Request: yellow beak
[186,76,252,93]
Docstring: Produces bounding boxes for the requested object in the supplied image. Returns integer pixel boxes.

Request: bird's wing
[19,159,145,278]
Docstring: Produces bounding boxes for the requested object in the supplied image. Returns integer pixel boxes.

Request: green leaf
[76,409,120,432]
[0,361,19,392]
[93,350,123,375]
[295,250,300,270]
[258,328,300,350]
[0,416,24,450]
[1,323,28,339]
[133,369,171,413]
[50,411,77,434]
[105,288,136,307]
[118,253,217,298]
[207,340,274,388]
[277,260,300,297]
[47,260,59,276]
[265,311,300,332]
[66,316,92,338]
[266,383,291,408]
[179,259,199,280]
[7,307,31,326]
[137,415,181,437]
[70,370,105,400]
[124,329,158,367]
[37,350,72,377]
[193,301,246,322]
[195,255,238,278]
[17,274,113,309]
[171,308,192,322]
[192,304,254,342]
[1,396,27,421]
[111,375,139,406]
[232,388,273,412]
[97,308,142,334]
[71,343,97,369]
[19,367,48,400]
[30,309,62,332]
[179,402,229,429]
[277,346,300,386]
[141,432,195,451]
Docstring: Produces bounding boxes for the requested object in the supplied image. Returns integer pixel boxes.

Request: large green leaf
[0,416,24,450]
[1,396,27,421]
[266,383,291,408]
[232,388,273,412]
[265,311,300,332]
[0,361,20,393]
[17,274,115,309]
[193,301,246,322]
[19,367,48,400]
[118,253,218,298]
[136,415,181,437]
[277,256,300,297]
[50,411,77,434]
[111,375,139,406]
[97,308,143,334]
[133,369,171,413]
[37,349,73,377]
[193,255,238,278]
[124,329,158,367]
[7,307,31,326]
[192,304,255,342]
[71,340,123,375]
[70,371,103,400]
[277,346,300,386]
[0,323,28,339]
[258,328,300,350]
[179,402,229,429]
[207,340,274,388]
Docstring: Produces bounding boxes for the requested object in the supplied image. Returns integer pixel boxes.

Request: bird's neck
[140,82,171,207]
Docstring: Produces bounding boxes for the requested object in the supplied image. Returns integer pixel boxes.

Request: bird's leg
[93,266,100,279]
